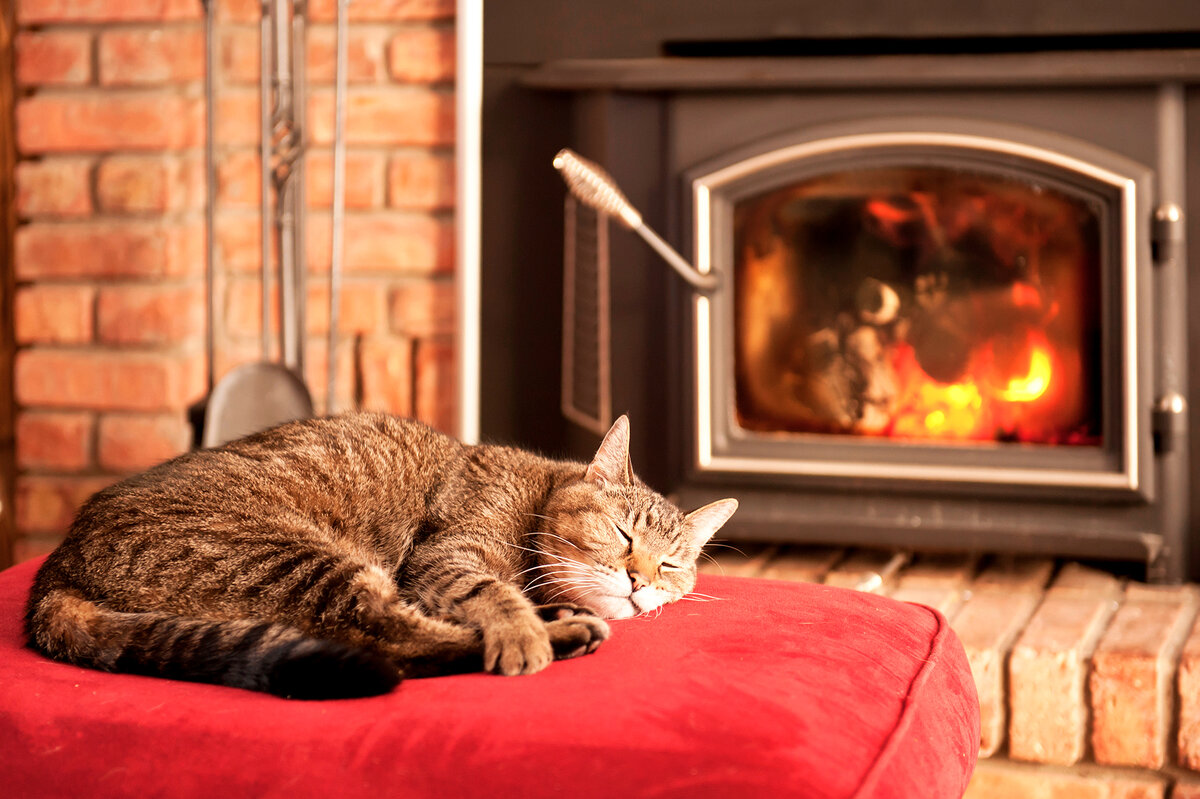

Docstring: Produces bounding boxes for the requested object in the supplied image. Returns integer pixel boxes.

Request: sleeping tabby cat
[25,413,737,699]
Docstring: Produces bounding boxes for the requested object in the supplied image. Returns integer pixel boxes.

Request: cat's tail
[26,587,401,699]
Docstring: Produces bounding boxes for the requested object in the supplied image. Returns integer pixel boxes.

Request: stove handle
[554,148,720,294]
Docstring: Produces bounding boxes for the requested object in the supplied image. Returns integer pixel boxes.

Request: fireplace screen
[732,166,1104,447]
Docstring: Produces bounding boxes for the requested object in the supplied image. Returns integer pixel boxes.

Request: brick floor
[697,546,1200,796]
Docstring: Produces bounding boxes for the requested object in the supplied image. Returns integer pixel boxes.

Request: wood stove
[479,1,1200,580]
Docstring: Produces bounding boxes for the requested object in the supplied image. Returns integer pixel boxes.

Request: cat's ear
[585,415,634,486]
[684,498,739,549]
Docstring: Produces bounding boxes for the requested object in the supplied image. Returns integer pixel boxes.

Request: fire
[1001,346,1052,402]
[890,333,1059,442]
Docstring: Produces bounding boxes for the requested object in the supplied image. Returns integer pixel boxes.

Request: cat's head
[534,416,738,620]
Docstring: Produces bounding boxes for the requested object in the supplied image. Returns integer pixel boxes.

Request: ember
[733,165,1103,446]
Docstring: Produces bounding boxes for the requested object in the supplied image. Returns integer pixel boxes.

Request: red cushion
[0,556,978,798]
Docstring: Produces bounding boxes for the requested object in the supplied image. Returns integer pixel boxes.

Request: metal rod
[272,0,293,121]
[259,0,273,360]
[202,0,216,392]
[291,0,307,380]
[633,222,719,293]
[327,0,349,413]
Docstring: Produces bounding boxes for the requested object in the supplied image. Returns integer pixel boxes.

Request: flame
[889,333,1057,441]
[1001,346,1052,402]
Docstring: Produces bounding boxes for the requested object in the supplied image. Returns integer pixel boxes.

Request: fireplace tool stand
[198,0,350,447]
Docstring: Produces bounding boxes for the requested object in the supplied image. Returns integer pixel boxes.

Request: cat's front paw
[543,610,610,661]
[483,620,553,676]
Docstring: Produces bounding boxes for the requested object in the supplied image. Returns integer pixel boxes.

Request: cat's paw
[535,602,602,623]
[545,613,610,661]
[482,620,553,676]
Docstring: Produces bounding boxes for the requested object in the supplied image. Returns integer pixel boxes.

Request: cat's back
[42,413,462,576]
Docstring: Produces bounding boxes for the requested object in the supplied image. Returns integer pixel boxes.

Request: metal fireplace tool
[198,0,350,448]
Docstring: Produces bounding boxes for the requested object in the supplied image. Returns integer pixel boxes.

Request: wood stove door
[688,118,1155,499]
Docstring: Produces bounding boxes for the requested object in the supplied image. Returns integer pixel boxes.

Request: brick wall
[10,0,456,563]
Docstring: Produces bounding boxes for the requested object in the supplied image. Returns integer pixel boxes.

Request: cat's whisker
[527,530,586,552]
[704,541,749,557]
[525,571,592,594]
[680,592,727,603]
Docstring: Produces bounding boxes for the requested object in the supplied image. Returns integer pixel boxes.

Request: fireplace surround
[479,2,1200,580]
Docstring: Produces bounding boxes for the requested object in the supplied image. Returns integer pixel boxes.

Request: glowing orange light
[1001,346,1052,402]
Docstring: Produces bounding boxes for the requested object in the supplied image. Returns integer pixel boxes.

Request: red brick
[414,336,454,434]
[823,550,908,593]
[388,151,454,210]
[758,547,845,582]
[1008,593,1119,764]
[96,155,201,213]
[15,476,114,536]
[387,28,454,84]
[972,556,1056,594]
[97,413,191,471]
[215,90,260,147]
[216,151,261,209]
[1176,782,1200,799]
[1176,614,1200,770]
[308,281,387,336]
[210,339,267,388]
[96,154,202,213]
[358,336,413,415]
[16,158,93,218]
[306,0,455,21]
[19,0,201,24]
[15,349,205,411]
[951,592,1041,757]
[17,94,203,154]
[308,88,454,147]
[299,337,357,415]
[695,543,780,578]
[306,213,453,275]
[99,28,204,85]
[16,412,93,472]
[1091,592,1197,768]
[16,221,203,279]
[215,0,260,23]
[224,278,383,339]
[96,283,205,345]
[218,28,259,85]
[15,285,95,345]
[888,585,963,618]
[215,213,268,274]
[964,759,1165,799]
[307,27,387,84]
[306,150,384,209]
[389,280,455,336]
[896,552,979,590]
[1050,562,1125,596]
[16,31,92,86]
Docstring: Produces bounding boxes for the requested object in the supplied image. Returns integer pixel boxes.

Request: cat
[25,413,738,700]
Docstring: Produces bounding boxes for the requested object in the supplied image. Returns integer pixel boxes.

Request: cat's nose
[629,570,650,591]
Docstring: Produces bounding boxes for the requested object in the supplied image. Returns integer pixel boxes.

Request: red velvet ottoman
[0,556,978,798]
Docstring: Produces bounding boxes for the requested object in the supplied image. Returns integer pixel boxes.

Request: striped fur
[25,413,736,698]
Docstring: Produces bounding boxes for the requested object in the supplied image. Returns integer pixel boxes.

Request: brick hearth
[698,548,1200,797]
